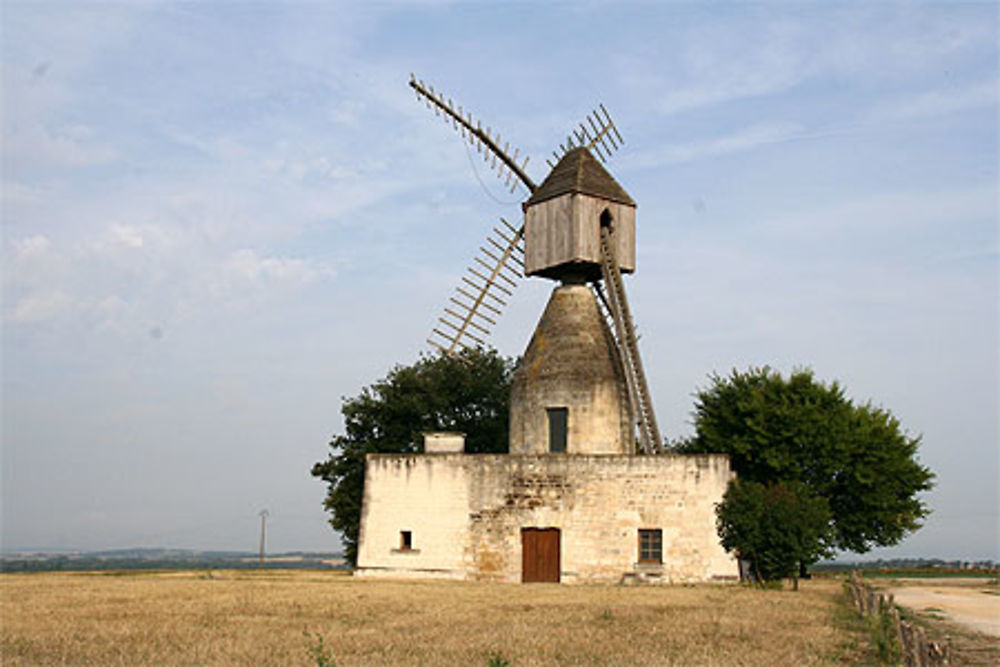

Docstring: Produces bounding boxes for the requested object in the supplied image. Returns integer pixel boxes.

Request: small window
[547,407,568,453]
[400,531,412,551]
[639,529,662,564]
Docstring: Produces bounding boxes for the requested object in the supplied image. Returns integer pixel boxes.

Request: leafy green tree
[681,367,934,558]
[311,347,516,564]
[717,480,833,588]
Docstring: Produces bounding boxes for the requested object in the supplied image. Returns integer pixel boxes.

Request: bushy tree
[681,367,934,560]
[717,480,833,588]
[311,347,516,564]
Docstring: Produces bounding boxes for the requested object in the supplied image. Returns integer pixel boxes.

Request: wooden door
[521,528,560,583]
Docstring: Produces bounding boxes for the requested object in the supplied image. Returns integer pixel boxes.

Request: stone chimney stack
[423,432,466,453]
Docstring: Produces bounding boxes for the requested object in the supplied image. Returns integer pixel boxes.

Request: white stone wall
[355,454,471,579]
[356,453,737,584]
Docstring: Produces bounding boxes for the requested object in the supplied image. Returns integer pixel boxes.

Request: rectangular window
[547,407,568,453]
[400,531,412,551]
[638,529,662,564]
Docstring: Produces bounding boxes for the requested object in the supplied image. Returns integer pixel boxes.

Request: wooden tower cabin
[353,77,737,584]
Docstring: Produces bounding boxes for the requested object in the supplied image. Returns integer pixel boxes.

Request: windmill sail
[411,74,539,354]
[428,218,525,354]
[410,75,536,195]
[547,104,624,169]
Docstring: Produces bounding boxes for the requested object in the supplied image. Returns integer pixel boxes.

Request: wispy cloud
[6,120,119,169]
[868,79,998,122]
[11,289,72,323]
[2,56,121,172]
[759,183,997,247]
[654,21,811,116]
[2,181,45,206]
[13,234,52,259]
[632,9,996,118]
[628,122,804,170]
[209,248,334,299]
[4,221,336,333]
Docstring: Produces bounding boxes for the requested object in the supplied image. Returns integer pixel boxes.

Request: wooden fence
[846,570,949,666]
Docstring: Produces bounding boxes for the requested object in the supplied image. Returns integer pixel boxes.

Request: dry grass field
[1,570,862,666]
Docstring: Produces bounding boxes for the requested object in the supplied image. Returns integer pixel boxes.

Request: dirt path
[887,581,1000,638]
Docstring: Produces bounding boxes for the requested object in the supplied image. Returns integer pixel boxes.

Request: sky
[2,1,997,560]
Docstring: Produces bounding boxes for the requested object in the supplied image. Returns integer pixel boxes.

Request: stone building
[355,147,737,584]
[356,448,735,583]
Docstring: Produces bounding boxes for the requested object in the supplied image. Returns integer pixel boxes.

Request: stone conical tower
[509,283,632,454]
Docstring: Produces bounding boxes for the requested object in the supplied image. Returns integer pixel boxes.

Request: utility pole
[258,509,269,568]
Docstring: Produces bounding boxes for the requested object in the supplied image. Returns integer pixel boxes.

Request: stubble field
[2,570,861,665]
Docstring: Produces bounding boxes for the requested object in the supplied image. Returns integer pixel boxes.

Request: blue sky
[2,1,997,559]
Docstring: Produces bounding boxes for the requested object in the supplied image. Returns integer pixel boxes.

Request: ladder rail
[596,260,649,453]
[597,226,662,454]
[592,281,639,456]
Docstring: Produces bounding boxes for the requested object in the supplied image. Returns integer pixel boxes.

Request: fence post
[915,625,928,667]
[903,622,913,667]
[849,571,862,615]
[891,607,904,663]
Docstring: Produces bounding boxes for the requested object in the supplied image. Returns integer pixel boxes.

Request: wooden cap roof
[525,147,635,208]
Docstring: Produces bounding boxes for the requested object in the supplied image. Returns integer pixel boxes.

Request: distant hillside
[814,557,997,575]
[0,548,347,573]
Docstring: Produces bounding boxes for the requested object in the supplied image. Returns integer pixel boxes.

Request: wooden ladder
[595,226,662,454]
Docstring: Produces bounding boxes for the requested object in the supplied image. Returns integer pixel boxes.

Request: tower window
[639,529,662,564]
[400,531,412,551]
[547,407,568,453]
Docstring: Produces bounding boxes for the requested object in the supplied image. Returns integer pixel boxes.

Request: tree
[311,347,516,564]
[716,480,833,588]
[680,367,934,560]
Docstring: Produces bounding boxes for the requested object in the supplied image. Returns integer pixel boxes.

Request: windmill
[410,75,662,455]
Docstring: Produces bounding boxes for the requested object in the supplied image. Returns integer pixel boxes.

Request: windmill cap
[525,147,636,208]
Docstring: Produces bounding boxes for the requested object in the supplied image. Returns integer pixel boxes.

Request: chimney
[423,432,466,453]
